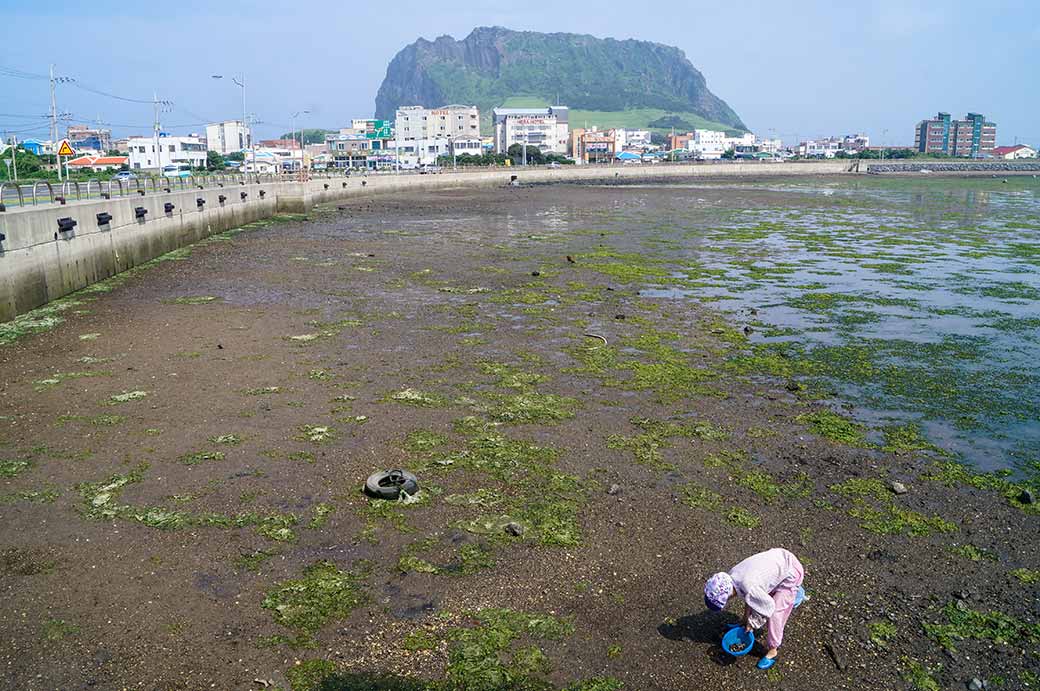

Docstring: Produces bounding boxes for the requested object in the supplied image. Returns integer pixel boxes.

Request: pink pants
[766,562,804,649]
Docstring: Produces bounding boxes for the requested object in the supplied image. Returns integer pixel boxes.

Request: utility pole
[11,134,18,181]
[153,91,162,174]
[50,64,61,182]
[291,110,310,181]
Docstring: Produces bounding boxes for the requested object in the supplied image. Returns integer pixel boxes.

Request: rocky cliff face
[374,27,746,131]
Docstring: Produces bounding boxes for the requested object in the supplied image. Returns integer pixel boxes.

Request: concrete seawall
[0,160,851,322]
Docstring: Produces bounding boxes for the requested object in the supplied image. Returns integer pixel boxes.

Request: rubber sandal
[757,656,777,670]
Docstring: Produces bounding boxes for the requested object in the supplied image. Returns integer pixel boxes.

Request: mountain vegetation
[375,27,746,133]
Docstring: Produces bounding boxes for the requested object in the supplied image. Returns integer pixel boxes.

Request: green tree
[279,129,335,145]
[507,143,544,165]
[226,151,245,162]
[720,148,735,160]
[206,150,225,171]
[0,146,44,181]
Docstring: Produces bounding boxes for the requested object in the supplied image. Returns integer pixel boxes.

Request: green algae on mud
[261,561,367,638]
[5,180,1040,690]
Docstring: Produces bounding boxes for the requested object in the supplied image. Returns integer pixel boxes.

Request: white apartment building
[394,105,480,142]
[615,129,652,149]
[797,134,869,158]
[127,134,207,170]
[492,106,569,155]
[390,138,452,166]
[692,129,727,159]
[205,120,251,155]
[450,136,484,156]
[724,132,757,151]
[757,138,783,154]
[841,134,870,151]
[798,138,843,158]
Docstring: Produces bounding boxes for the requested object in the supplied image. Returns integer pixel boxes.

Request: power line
[69,80,160,105]
[1,123,52,134]
[172,104,215,124]
[0,65,49,80]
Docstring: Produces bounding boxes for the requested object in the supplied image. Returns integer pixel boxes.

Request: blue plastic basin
[722,625,754,657]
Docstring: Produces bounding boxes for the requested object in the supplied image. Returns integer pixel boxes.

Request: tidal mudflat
[1,179,1038,690]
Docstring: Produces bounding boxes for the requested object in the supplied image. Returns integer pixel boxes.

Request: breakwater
[866,161,1040,174]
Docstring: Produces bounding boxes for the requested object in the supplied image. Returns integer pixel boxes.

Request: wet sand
[1,183,1037,691]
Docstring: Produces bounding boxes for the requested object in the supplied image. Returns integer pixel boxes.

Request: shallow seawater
[585,177,1040,471]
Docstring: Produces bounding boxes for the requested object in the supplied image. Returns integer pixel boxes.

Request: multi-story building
[326,120,399,167]
[841,134,870,152]
[723,132,757,153]
[914,112,996,157]
[127,134,207,170]
[205,120,251,155]
[757,138,783,154]
[395,105,479,142]
[798,138,843,158]
[616,129,652,150]
[796,135,868,158]
[569,128,617,164]
[326,131,372,168]
[693,130,727,159]
[668,132,694,152]
[20,139,53,156]
[449,136,484,157]
[492,106,569,155]
[67,125,112,153]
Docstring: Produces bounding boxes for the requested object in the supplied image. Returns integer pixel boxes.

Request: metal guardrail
[0,171,354,210]
[0,159,842,210]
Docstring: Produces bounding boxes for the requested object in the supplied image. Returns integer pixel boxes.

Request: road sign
[364,120,392,139]
[57,140,75,157]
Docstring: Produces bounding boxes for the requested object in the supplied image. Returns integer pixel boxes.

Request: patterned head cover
[704,572,733,611]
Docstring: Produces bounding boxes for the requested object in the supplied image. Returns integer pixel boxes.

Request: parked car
[162,165,191,178]
[547,161,561,169]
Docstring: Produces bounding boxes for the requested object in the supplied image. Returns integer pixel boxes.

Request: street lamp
[291,110,310,179]
[212,74,252,174]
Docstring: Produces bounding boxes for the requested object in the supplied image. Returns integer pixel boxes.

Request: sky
[1,0,1038,147]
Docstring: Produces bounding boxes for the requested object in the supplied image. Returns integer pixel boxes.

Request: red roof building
[67,155,129,171]
[991,144,1036,159]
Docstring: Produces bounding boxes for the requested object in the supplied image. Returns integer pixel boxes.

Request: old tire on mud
[364,469,419,499]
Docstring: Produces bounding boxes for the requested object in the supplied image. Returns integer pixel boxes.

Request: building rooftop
[992,145,1031,155]
[67,155,128,166]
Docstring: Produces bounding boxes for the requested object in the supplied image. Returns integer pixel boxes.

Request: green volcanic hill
[374,27,747,134]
